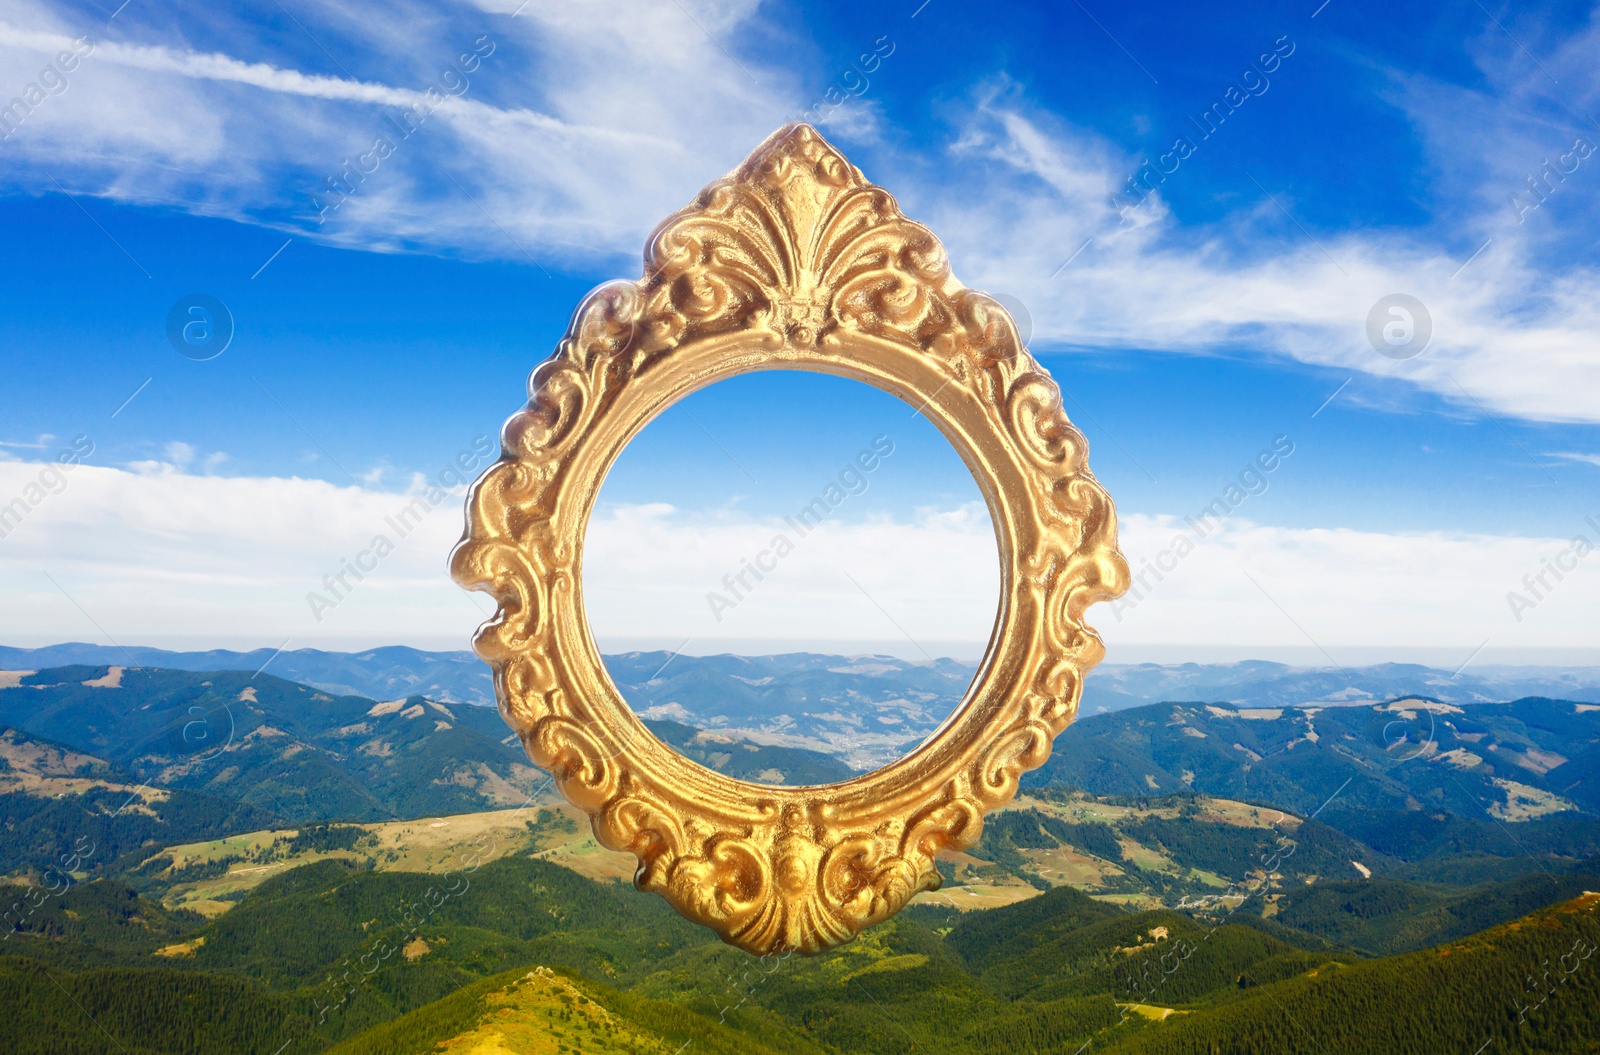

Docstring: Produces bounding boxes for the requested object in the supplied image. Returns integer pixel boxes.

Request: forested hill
[0,665,545,831]
[0,665,851,877]
[3,853,1595,1055]
[3,658,1599,1053]
[1030,695,1600,825]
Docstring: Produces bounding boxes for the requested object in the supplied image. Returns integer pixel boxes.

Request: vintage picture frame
[452,123,1129,954]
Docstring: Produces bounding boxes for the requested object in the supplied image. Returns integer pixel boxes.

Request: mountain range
[5,660,1598,884]
[3,652,1600,1052]
[8,643,1598,769]
[0,665,847,879]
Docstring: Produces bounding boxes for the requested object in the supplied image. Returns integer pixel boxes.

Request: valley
[2,652,1598,1053]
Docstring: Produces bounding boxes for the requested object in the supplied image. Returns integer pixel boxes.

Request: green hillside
[6,665,1600,1053]
[1099,892,1600,1054]
[1026,699,1600,870]
[0,666,545,823]
[0,725,279,877]
[323,873,1600,1055]
[1239,860,1600,956]
[5,842,1599,1055]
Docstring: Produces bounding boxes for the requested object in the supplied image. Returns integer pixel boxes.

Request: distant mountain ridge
[0,643,498,706]
[6,644,1597,769]
[1024,695,1600,892]
[0,663,855,877]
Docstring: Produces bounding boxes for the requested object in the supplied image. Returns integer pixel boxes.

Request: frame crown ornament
[452,123,1129,955]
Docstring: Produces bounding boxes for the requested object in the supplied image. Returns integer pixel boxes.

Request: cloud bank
[2,459,1594,658]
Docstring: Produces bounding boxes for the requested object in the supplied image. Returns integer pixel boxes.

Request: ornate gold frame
[451,124,1129,955]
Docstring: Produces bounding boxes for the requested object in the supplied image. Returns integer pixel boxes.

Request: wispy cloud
[1547,450,1600,468]
[2,1,1597,428]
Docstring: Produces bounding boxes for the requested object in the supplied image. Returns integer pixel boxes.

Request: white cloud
[580,500,1002,655]
[1,460,1594,657]
[1106,513,1600,654]
[0,1,799,258]
[903,85,1600,426]
[0,459,482,651]
[1,1,1596,432]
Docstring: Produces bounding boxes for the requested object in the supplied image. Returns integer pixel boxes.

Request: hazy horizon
[5,638,1600,671]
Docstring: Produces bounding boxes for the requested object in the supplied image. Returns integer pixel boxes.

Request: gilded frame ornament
[451,124,1129,955]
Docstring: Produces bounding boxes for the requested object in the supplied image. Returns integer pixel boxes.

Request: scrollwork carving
[452,123,1128,954]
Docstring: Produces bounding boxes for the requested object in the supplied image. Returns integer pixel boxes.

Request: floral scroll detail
[452,123,1129,955]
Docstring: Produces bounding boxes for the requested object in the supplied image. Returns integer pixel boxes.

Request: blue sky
[1,0,1597,662]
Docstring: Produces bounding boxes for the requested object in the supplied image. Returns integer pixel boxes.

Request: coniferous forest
[3,663,1598,1053]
